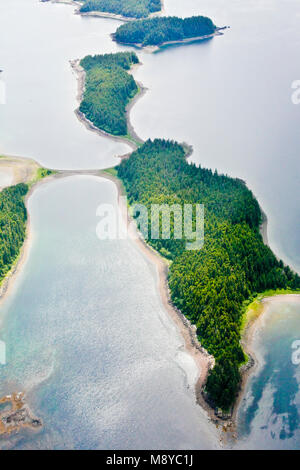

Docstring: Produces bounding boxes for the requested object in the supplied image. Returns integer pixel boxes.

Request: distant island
[79,52,140,139]
[113,16,221,48]
[79,0,162,19]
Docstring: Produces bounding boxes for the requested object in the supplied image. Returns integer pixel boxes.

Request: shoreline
[3,160,296,435]
[70,59,146,153]
[0,157,42,311]
[233,293,300,424]
[0,164,220,436]
[0,165,107,439]
[99,170,239,432]
[0,166,109,312]
[50,0,165,22]
[0,158,57,439]
[259,206,269,246]
[232,201,300,423]
[97,167,300,432]
[113,29,226,53]
[0,392,42,437]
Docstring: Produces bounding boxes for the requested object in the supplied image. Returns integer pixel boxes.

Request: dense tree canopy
[114,15,217,46]
[79,0,161,18]
[0,184,28,284]
[118,139,300,410]
[80,52,139,136]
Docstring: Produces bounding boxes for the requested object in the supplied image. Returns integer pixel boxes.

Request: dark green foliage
[79,0,161,18]
[114,16,216,46]
[80,52,139,72]
[80,52,139,136]
[118,139,300,410]
[0,183,28,283]
[37,168,55,179]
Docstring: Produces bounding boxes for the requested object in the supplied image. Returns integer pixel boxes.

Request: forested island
[79,0,162,19]
[117,139,300,411]
[114,15,218,47]
[0,184,28,285]
[79,52,139,137]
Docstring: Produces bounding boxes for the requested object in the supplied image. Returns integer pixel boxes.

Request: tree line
[80,52,139,136]
[114,16,217,46]
[79,0,161,19]
[117,138,300,411]
[0,184,28,285]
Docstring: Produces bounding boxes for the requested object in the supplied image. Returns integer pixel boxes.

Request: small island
[79,0,162,19]
[0,393,42,437]
[113,15,223,49]
[78,52,141,140]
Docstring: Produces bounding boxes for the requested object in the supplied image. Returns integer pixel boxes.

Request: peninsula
[76,51,300,415]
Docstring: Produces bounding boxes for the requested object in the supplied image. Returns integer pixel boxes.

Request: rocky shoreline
[47,0,165,22]
[0,393,42,437]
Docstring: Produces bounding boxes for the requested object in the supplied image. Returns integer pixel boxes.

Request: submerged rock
[0,392,42,437]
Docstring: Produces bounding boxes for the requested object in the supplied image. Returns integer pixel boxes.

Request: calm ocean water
[0,177,218,449]
[0,0,299,449]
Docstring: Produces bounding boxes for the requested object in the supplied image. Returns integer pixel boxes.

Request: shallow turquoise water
[237,300,300,449]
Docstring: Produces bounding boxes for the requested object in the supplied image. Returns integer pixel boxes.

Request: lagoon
[0,176,218,449]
